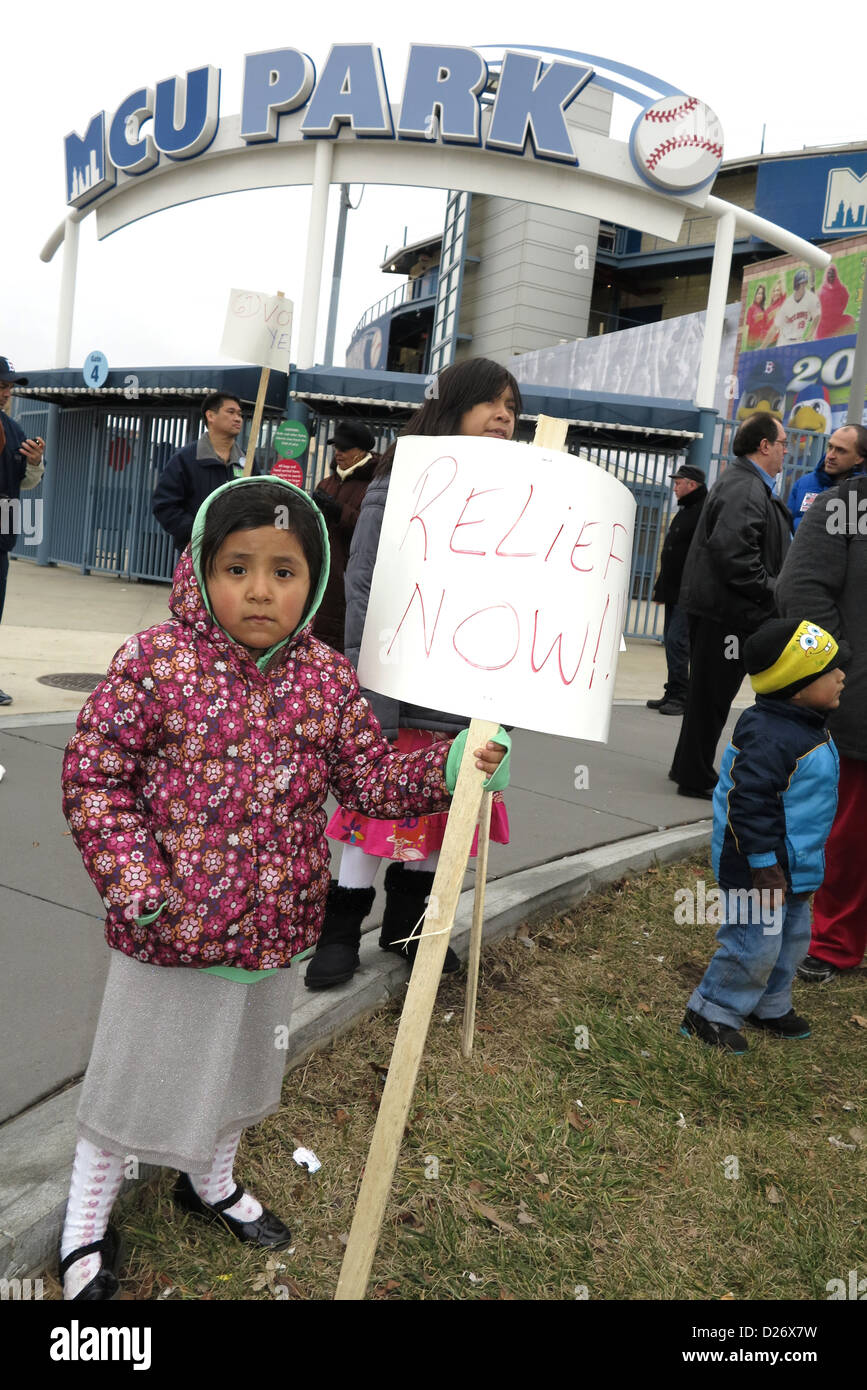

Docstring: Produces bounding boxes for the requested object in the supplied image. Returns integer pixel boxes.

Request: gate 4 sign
[220,289,294,371]
[357,437,636,742]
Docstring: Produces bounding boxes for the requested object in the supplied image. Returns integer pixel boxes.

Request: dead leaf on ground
[567,1106,590,1130]
[334,1108,350,1125]
[517,1201,537,1227]
[848,1127,865,1145]
[850,1015,867,1029]
[765,1184,784,1204]
[468,1196,519,1236]
[369,1062,389,1079]
[483,1063,499,1076]
[636,1002,651,1014]
[374,1279,401,1297]
[278,1276,306,1299]
[533,1172,549,1186]
[467,1179,486,1195]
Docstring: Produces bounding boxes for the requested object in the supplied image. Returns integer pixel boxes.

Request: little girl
[306,356,521,990]
[59,475,507,1300]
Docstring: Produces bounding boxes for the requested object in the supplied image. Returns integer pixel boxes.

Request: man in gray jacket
[775,468,866,980]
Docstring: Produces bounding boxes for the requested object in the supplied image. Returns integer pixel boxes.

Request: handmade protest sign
[220,288,294,371]
[219,288,292,477]
[357,435,636,742]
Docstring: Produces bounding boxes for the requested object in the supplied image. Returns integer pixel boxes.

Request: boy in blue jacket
[681,618,845,1053]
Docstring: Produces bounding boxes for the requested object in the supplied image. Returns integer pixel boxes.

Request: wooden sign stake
[460,791,492,1060]
[335,717,497,1300]
[334,415,569,1301]
[242,290,284,477]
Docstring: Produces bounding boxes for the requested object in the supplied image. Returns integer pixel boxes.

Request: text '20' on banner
[220,289,294,372]
[357,436,636,743]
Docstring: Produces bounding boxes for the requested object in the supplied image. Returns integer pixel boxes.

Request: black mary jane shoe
[172,1171,293,1248]
[58,1224,123,1300]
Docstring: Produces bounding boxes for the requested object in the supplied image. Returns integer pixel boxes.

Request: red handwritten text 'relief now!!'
[379,451,632,695]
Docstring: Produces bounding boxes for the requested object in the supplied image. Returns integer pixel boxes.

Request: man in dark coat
[647,464,707,716]
[310,421,379,653]
[153,392,256,551]
[776,465,867,981]
[670,413,793,799]
[0,356,46,706]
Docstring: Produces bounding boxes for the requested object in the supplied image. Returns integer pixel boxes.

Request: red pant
[811,754,867,970]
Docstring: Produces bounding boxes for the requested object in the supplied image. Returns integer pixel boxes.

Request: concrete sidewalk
[0,560,750,1281]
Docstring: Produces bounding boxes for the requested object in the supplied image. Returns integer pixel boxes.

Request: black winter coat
[0,411,28,554]
[152,439,260,550]
[651,484,707,605]
[775,476,867,762]
[311,453,379,652]
[678,459,792,633]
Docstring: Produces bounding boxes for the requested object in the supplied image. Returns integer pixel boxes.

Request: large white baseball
[631,96,724,191]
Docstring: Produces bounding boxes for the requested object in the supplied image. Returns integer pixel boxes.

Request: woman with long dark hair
[305,357,522,989]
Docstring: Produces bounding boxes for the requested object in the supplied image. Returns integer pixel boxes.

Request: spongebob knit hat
[744,619,839,699]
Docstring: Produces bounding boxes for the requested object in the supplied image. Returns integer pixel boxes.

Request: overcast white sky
[4,0,862,377]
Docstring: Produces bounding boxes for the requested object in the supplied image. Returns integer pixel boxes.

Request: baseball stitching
[646,135,723,172]
[644,97,699,124]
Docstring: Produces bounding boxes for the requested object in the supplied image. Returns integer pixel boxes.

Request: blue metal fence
[11,403,280,580]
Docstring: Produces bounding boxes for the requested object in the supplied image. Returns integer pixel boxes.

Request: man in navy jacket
[0,356,46,706]
[786,424,866,531]
[153,392,259,551]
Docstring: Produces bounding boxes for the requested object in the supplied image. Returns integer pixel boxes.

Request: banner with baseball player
[732,233,867,436]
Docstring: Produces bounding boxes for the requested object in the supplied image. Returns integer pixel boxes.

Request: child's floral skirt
[326,728,509,861]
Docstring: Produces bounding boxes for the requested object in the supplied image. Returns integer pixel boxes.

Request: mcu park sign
[61,45,725,246]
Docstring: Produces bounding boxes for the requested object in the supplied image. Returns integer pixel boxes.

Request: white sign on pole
[220,288,293,371]
[357,437,636,743]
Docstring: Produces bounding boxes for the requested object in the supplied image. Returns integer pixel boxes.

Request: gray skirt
[77,950,298,1173]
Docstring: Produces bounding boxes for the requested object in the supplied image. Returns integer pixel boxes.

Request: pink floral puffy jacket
[62,550,451,970]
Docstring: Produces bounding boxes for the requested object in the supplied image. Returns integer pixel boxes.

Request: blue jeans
[687,890,812,1030]
[663,602,689,702]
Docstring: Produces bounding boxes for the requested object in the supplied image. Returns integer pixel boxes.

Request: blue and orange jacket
[711,696,839,894]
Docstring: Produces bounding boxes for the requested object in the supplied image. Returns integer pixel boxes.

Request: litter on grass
[293,1146,321,1173]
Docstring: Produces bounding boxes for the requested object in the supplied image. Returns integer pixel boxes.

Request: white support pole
[55,217,81,369]
[296,141,335,370]
[705,196,832,273]
[694,211,736,412]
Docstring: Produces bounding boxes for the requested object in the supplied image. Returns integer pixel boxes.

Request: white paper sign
[357,436,637,743]
[220,289,293,371]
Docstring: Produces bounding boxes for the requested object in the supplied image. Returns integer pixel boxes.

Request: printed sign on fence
[220,289,294,371]
[357,436,636,742]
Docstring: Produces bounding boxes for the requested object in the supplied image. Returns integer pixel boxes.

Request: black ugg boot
[304,881,375,990]
[379,862,460,974]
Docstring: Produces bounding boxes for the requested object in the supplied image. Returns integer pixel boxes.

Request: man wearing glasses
[670,414,793,799]
[0,357,45,707]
